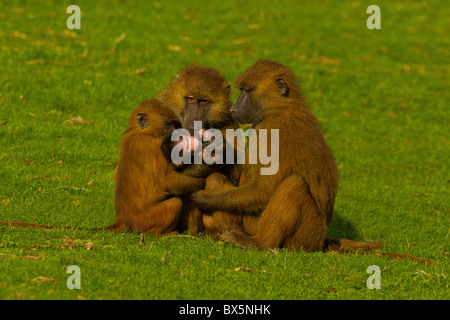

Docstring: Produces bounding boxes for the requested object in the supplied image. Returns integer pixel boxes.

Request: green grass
[0,0,448,300]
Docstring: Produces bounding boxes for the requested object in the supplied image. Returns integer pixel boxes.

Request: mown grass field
[0,0,448,300]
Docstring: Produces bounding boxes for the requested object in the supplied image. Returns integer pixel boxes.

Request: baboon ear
[276,77,289,97]
[137,112,148,129]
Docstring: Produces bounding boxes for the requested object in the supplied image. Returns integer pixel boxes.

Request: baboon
[188,61,434,265]
[111,99,205,234]
[157,64,234,134]
[157,64,243,233]
[1,100,205,236]
[158,64,237,179]
[190,60,340,252]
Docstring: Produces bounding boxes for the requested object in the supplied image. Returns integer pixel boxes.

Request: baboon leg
[107,221,127,232]
[202,214,220,237]
[176,196,203,234]
[202,173,243,235]
[142,197,183,235]
[282,203,327,252]
[113,197,182,235]
[220,175,327,252]
[203,172,236,193]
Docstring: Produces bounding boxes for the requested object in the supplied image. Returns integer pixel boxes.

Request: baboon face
[229,88,262,125]
[158,65,233,134]
[231,77,289,125]
[231,60,297,125]
[181,78,232,134]
[183,95,214,133]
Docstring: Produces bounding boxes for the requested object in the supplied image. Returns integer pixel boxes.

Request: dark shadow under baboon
[325,211,362,241]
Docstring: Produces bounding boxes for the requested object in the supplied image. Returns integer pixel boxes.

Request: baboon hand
[219,228,260,250]
[190,190,209,209]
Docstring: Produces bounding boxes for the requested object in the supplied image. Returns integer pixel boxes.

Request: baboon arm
[163,170,205,196]
[191,182,266,214]
[176,163,219,178]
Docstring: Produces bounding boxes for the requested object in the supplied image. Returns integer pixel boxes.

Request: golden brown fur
[190,60,339,251]
[111,99,205,235]
[0,100,205,236]
[157,64,234,130]
[157,64,242,233]
[189,61,434,265]
[158,64,237,180]
[200,172,244,236]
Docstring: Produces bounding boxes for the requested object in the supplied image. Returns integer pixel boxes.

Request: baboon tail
[0,220,108,232]
[324,237,434,265]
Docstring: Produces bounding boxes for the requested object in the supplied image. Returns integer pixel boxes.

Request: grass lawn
[0,0,448,300]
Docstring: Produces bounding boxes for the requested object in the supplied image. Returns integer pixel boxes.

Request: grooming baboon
[111,99,205,234]
[190,60,340,251]
[1,100,205,236]
[157,64,234,134]
[158,64,242,233]
[190,61,434,265]
[158,64,237,179]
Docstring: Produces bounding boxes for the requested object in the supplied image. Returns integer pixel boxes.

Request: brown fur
[110,99,205,235]
[191,60,338,251]
[324,238,434,265]
[190,60,434,265]
[201,173,244,237]
[1,100,205,236]
[157,64,234,131]
[158,64,242,233]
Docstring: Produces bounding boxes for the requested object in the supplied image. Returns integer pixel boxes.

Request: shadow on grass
[326,211,362,240]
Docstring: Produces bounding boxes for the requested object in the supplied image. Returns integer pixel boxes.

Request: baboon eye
[186,96,196,103]
[199,99,209,105]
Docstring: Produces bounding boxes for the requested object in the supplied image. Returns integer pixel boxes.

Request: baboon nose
[230,107,237,119]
